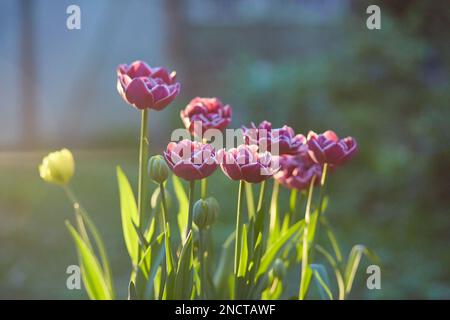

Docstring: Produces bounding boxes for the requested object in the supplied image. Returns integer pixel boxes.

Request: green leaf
[248,232,263,279]
[116,166,139,265]
[310,264,333,300]
[299,266,313,300]
[257,220,304,278]
[135,232,165,299]
[66,221,112,300]
[132,219,149,248]
[128,281,137,300]
[164,222,175,275]
[344,244,380,295]
[213,232,235,299]
[315,244,346,300]
[307,210,318,243]
[172,175,189,241]
[74,205,114,295]
[174,231,194,299]
[321,217,343,263]
[237,224,249,278]
[161,220,176,299]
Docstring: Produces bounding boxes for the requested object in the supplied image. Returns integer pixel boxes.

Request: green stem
[159,183,169,236]
[245,183,255,220]
[137,109,149,233]
[199,230,207,299]
[186,180,196,242]
[309,163,328,264]
[299,176,316,300]
[289,189,298,217]
[256,180,267,213]
[269,180,280,234]
[234,180,245,276]
[201,178,207,200]
[64,187,91,248]
[158,182,169,300]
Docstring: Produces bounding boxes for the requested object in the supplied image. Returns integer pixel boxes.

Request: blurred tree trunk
[19,0,38,148]
[164,0,187,74]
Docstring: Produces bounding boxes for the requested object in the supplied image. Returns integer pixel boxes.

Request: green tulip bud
[148,155,169,184]
[204,197,219,224]
[39,148,75,185]
[193,197,219,229]
[272,258,286,280]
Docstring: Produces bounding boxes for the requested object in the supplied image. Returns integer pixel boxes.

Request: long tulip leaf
[310,263,333,300]
[116,166,139,265]
[257,220,304,278]
[66,221,112,300]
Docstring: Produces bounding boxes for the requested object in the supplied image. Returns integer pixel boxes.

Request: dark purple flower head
[217,145,278,183]
[180,97,232,137]
[163,140,218,181]
[242,121,305,156]
[117,60,180,110]
[274,150,322,191]
[307,130,357,166]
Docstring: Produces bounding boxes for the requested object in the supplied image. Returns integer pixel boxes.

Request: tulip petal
[125,78,155,109]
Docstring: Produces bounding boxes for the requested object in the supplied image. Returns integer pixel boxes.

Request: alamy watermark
[66,5,81,30]
[366,5,381,30]
[66,264,81,290]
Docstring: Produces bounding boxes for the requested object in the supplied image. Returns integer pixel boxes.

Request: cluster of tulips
[40,60,376,300]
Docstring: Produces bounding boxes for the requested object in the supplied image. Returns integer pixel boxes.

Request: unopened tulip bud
[193,197,218,229]
[148,155,169,184]
[39,148,75,185]
[204,197,219,225]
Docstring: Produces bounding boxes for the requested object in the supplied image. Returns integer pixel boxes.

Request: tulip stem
[137,109,149,235]
[201,178,207,200]
[269,180,280,234]
[309,163,328,264]
[186,180,196,243]
[257,180,266,213]
[234,180,245,277]
[289,189,298,221]
[159,182,169,236]
[299,176,316,300]
[245,183,256,220]
[199,229,207,299]
[200,137,208,200]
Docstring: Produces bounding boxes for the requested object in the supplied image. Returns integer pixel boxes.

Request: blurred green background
[0,0,449,299]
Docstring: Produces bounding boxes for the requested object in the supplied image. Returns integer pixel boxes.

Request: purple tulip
[274,150,322,191]
[181,97,232,137]
[307,130,357,166]
[117,60,180,110]
[163,140,218,181]
[242,121,305,156]
[217,145,278,183]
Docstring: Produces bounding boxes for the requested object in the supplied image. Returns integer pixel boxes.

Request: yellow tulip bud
[39,148,75,185]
